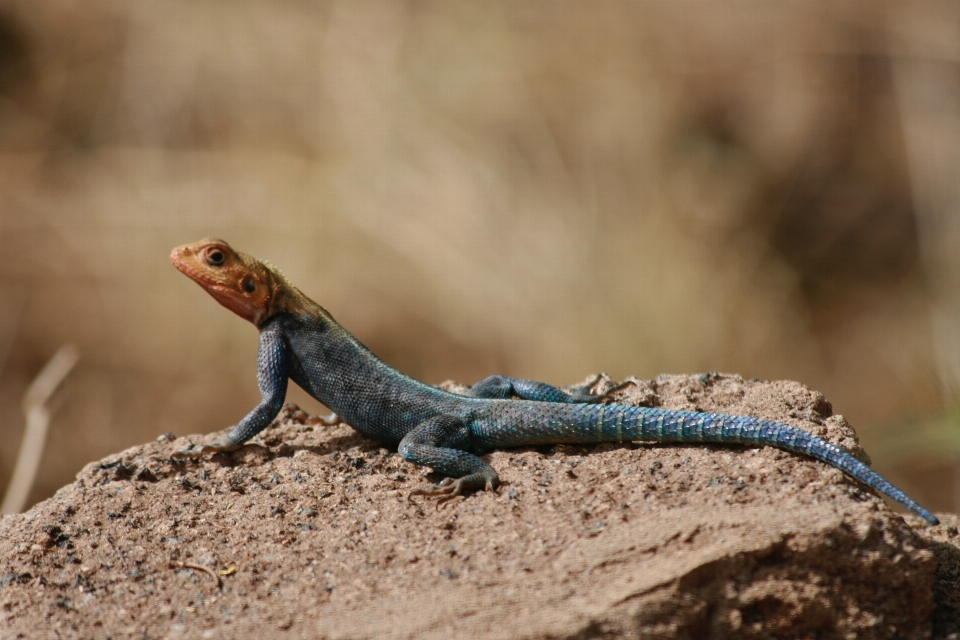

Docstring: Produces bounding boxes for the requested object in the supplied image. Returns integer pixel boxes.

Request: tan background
[1,1,958,512]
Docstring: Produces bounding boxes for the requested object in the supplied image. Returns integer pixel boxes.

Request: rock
[0,374,955,639]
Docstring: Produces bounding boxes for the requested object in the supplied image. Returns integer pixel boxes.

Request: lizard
[168,238,940,526]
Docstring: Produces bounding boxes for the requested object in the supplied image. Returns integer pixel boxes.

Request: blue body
[220,312,939,526]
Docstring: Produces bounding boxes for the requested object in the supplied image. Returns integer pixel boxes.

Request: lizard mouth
[169,248,214,285]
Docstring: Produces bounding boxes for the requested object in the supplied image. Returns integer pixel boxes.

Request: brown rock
[0,374,955,639]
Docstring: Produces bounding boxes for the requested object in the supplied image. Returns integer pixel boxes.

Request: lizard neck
[258,265,331,328]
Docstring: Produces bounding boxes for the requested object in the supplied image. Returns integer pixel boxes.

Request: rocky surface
[1,373,957,639]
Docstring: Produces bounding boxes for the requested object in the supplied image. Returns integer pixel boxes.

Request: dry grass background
[0,1,958,513]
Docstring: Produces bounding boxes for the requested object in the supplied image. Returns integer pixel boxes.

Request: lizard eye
[205,248,226,266]
[241,276,257,293]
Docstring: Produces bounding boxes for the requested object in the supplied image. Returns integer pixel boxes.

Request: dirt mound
[1,374,957,639]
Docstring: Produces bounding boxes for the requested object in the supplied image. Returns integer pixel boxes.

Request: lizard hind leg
[465,374,600,404]
[399,415,499,507]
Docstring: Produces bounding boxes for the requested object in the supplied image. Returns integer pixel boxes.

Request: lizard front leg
[400,416,499,506]
[172,322,289,459]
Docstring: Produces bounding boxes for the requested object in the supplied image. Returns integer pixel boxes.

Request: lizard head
[170,238,278,326]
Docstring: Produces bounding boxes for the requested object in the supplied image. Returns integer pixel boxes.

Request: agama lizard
[169,238,939,525]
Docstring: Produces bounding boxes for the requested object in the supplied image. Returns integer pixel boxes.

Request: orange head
[170,238,278,326]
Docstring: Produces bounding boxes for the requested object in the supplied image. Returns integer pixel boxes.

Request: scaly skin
[169,238,940,525]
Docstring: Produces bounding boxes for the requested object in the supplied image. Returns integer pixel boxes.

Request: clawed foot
[171,435,242,460]
[575,378,638,403]
[597,379,639,400]
[407,474,498,508]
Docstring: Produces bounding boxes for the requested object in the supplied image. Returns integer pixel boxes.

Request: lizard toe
[170,445,204,461]
[408,482,456,499]
[407,471,499,507]
[435,482,468,507]
[408,478,466,508]
[170,435,241,461]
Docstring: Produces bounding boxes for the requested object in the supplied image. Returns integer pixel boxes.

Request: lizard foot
[170,435,242,460]
[597,379,640,401]
[408,472,498,508]
[565,374,638,403]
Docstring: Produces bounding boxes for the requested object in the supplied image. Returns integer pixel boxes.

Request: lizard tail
[495,403,939,525]
[629,407,939,525]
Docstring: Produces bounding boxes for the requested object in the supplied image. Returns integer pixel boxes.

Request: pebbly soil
[1,373,958,640]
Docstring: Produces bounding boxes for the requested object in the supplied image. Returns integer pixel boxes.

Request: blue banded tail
[481,402,939,526]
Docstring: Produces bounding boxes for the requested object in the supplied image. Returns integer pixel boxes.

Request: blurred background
[1,1,959,513]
